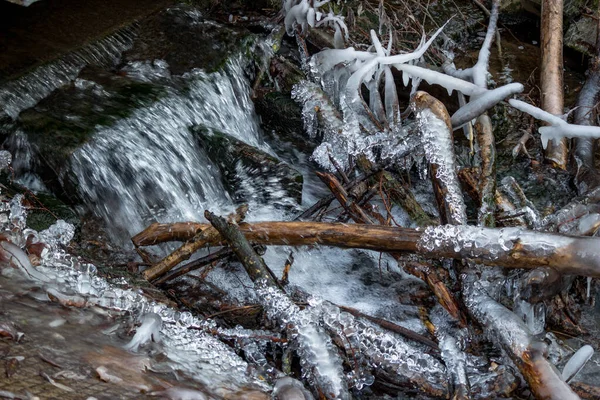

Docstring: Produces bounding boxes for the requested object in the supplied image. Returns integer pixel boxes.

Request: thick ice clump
[256,280,349,399]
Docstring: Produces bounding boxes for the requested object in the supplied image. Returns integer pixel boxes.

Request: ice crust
[256,280,350,399]
[415,108,467,225]
[319,301,448,395]
[0,196,269,396]
[417,225,571,262]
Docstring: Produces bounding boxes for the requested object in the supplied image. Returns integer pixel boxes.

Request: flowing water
[0,8,423,398]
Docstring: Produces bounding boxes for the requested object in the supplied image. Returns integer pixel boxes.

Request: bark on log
[475,115,497,227]
[205,211,278,287]
[134,221,600,277]
[142,206,247,281]
[540,0,568,168]
[132,222,204,247]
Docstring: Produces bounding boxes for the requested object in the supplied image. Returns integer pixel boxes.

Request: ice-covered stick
[413,91,467,226]
[133,221,600,278]
[204,211,350,400]
[509,99,600,150]
[320,302,450,397]
[462,274,580,400]
[450,83,524,128]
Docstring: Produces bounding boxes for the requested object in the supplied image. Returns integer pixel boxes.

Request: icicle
[307,8,316,27]
[395,64,484,97]
[383,67,399,126]
[124,313,162,352]
[370,30,386,56]
[450,83,524,128]
[562,345,594,383]
[539,124,600,150]
[344,59,382,132]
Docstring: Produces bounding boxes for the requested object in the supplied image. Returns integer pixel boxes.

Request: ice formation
[0,195,269,397]
[415,106,467,225]
[319,301,449,396]
[509,99,600,149]
[284,0,348,48]
[562,345,594,383]
[124,313,163,352]
[256,280,350,399]
[450,83,524,128]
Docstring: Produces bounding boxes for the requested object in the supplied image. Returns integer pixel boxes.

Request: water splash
[70,55,264,242]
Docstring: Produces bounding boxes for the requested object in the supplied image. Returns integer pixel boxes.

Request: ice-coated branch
[472,0,499,88]
[450,83,524,128]
[134,221,600,277]
[508,99,566,126]
[429,306,470,399]
[509,99,600,149]
[413,91,467,225]
[394,64,485,97]
[321,302,449,397]
[462,274,579,400]
[539,125,600,150]
[205,211,350,399]
[256,282,350,399]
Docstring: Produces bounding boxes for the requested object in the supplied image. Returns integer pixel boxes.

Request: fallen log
[134,222,600,277]
[141,206,247,281]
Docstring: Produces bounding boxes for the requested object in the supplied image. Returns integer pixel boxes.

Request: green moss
[0,175,79,232]
[18,69,165,168]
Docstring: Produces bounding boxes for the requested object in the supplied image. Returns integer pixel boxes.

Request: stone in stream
[194,126,303,208]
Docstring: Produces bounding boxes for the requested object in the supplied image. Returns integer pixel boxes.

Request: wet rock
[565,14,598,56]
[254,92,316,154]
[194,126,303,207]
[0,177,79,232]
[13,66,164,200]
[124,4,256,75]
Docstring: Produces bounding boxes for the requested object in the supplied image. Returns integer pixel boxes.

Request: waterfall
[0,25,137,119]
[70,55,264,243]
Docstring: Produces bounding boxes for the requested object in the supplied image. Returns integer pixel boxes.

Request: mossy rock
[193,125,303,207]
[0,175,79,232]
[124,4,256,75]
[254,91,318,154]
[18,66,164,171]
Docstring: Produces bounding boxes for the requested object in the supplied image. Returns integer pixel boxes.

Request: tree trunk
[540,0,568,168]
